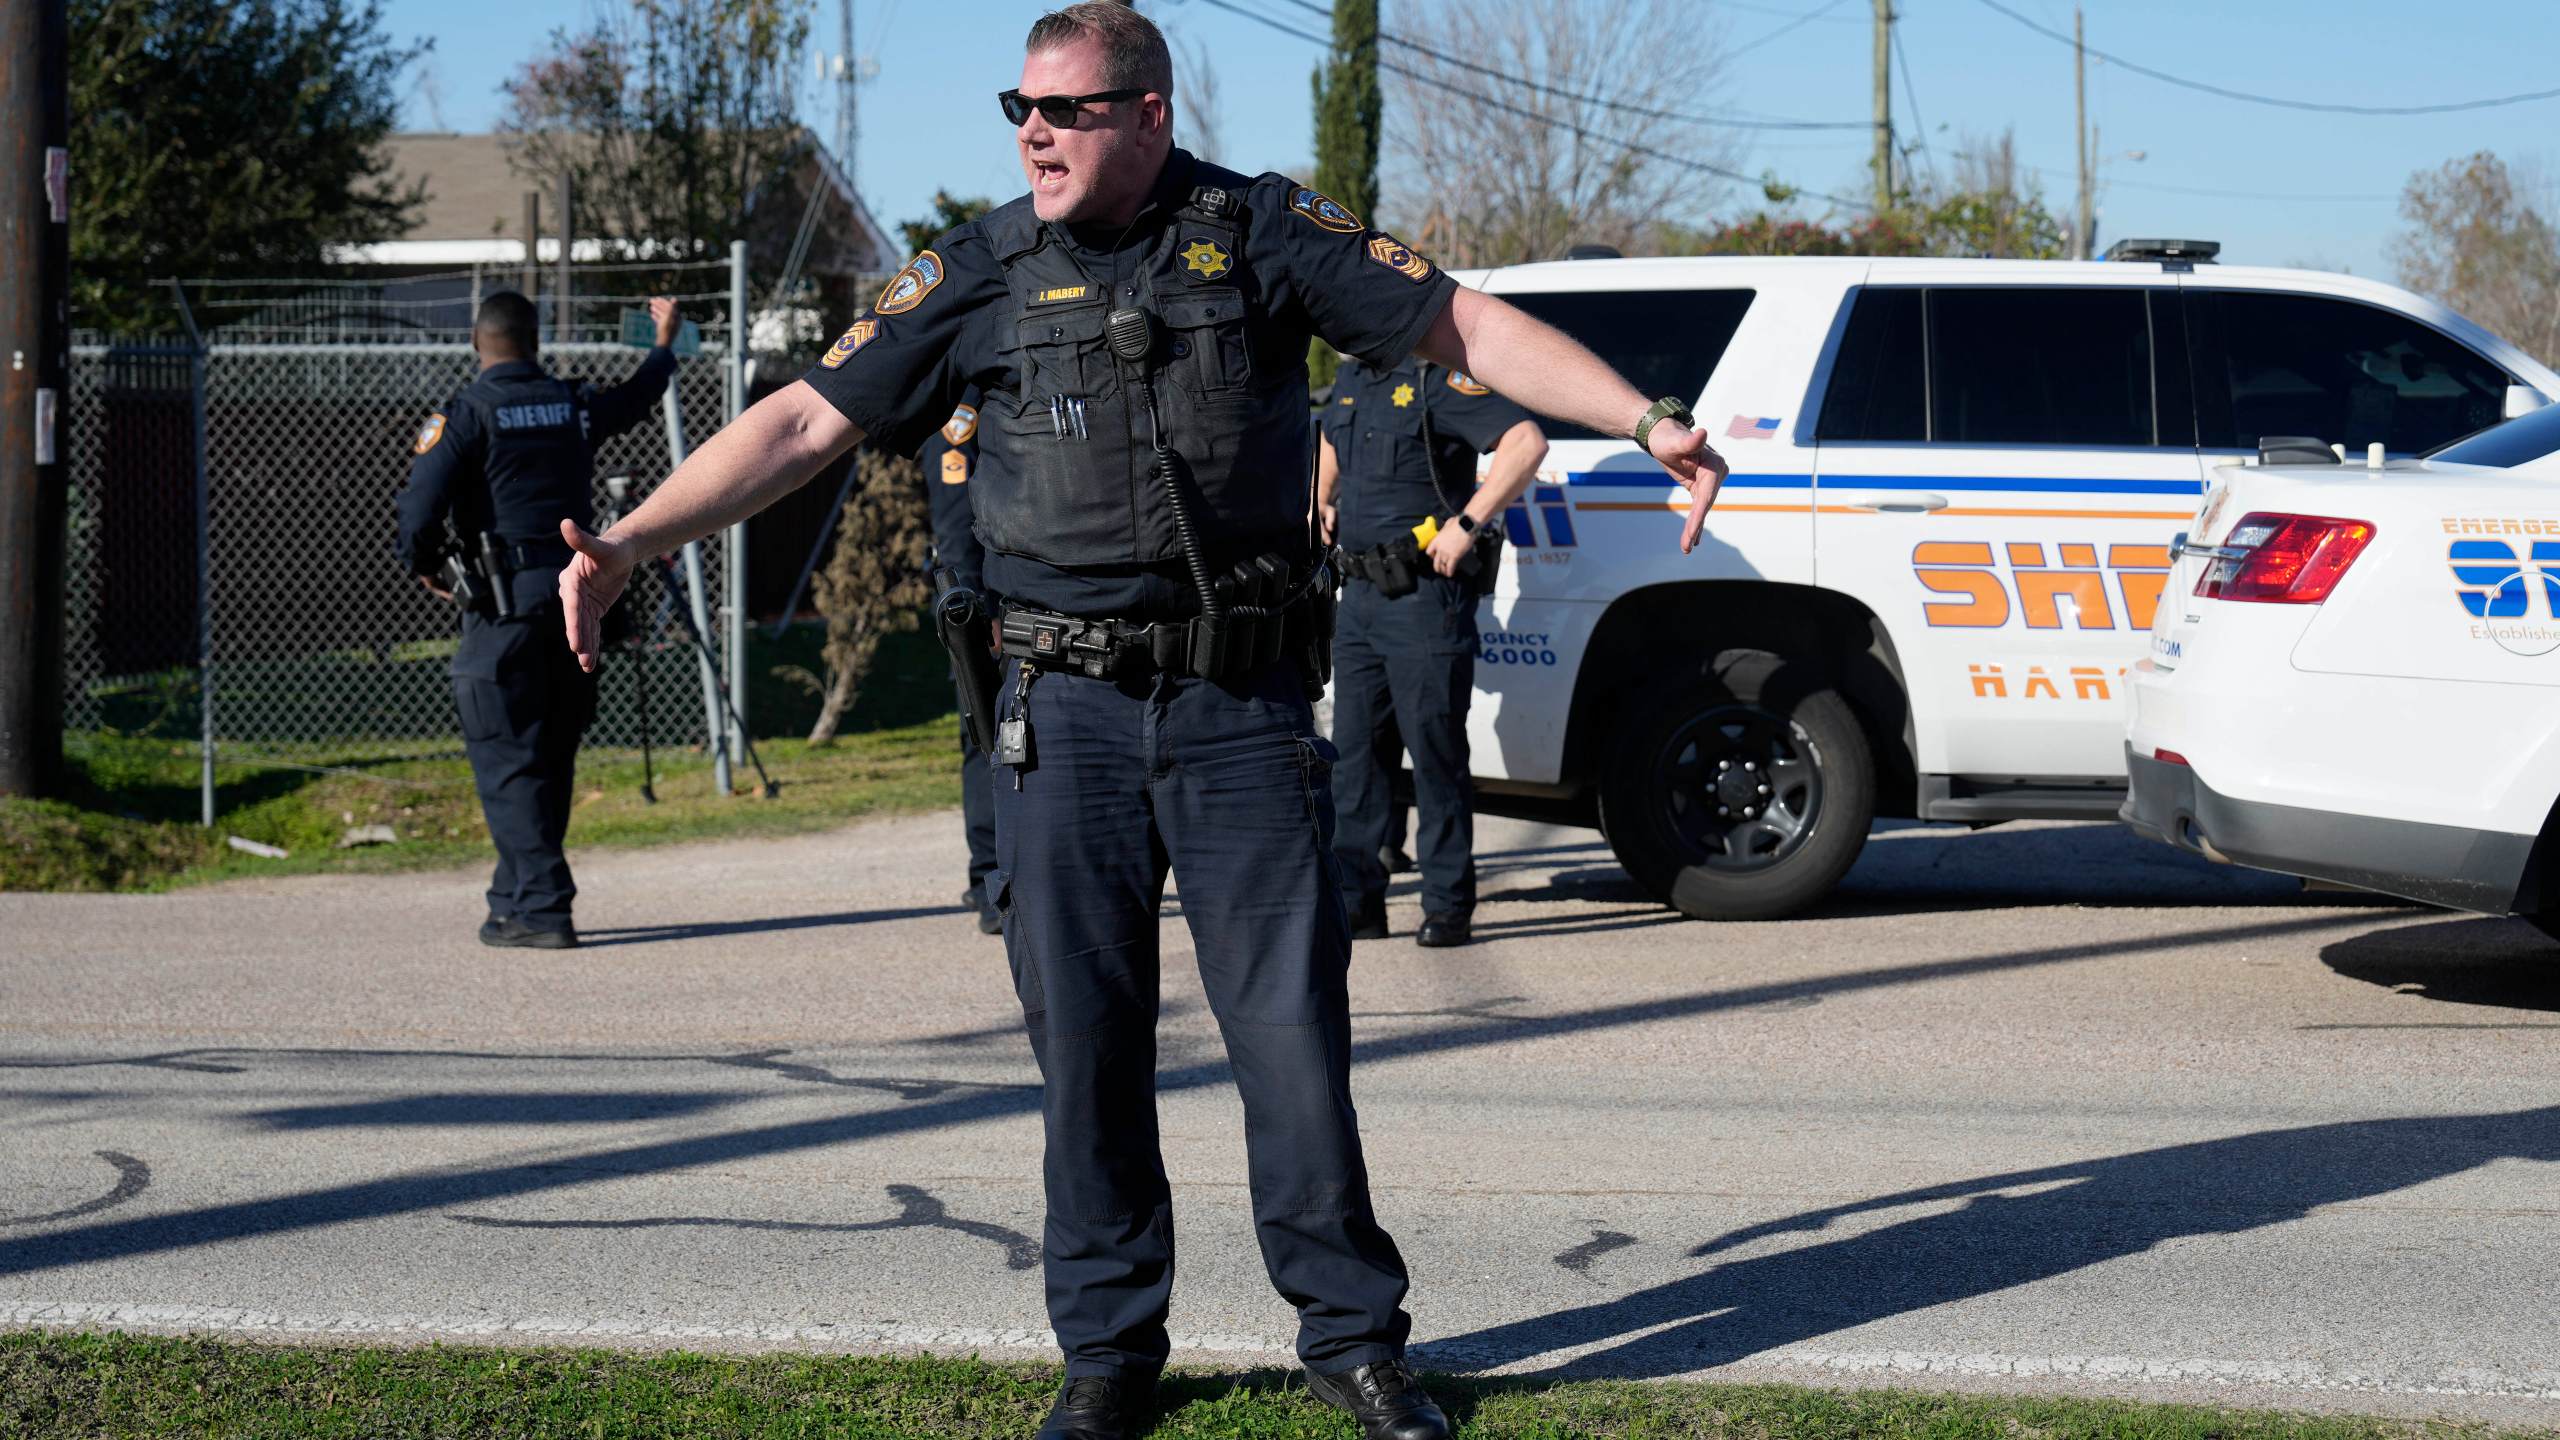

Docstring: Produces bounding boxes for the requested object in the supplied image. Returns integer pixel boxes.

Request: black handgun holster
[936,578,1001,755]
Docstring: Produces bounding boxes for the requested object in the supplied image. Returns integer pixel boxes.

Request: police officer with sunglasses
[553,6,1729,1436]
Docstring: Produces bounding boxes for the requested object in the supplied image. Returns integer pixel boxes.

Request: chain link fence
[64,262,769,813]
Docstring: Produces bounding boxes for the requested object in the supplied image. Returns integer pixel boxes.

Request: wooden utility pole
[556,175,573,337]
[1872,0,1895,213]
[2074,7,2094,260]
[521,190,541,303]
[0,0,70,798]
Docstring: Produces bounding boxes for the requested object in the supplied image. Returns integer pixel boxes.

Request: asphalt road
[6,807,2560,1423]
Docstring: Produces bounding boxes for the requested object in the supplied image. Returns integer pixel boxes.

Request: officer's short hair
[476,291,540,357]
[1025,2,1174,99]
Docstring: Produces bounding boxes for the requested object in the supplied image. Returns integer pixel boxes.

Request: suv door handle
[1840,492,1949,513]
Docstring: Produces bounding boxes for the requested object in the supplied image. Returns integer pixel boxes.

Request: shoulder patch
[1288,187,1362,234]
[819,318,882,370]
[876,250,946,315]
[413,413,446,455]
[1446,371,1490,396]
[942,403,979,447]
[1365,233,1435,284]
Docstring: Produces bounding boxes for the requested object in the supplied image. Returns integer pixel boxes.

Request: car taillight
[2194,512,2377,603]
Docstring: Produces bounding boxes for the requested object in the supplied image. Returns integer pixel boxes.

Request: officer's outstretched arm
[559,381,864,672]
[1415,287,1729,554]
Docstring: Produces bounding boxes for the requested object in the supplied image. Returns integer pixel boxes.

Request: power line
[1264,0,1870,132]
[1974,0,2560,116]
[1190,0,1872,210]
[1725,0,1851,62]
[1945,149,2397,203]
[1721,0,1866,21]
[1890,21,1936,186]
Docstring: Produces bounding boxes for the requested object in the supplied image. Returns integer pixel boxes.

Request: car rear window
[1496,288,1755,442]
[2190,290,2511,454]
[2428,402,2560,468]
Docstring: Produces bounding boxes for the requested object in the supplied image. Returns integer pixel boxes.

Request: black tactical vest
[971,178,1312,569]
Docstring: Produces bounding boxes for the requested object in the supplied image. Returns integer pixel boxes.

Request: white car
[2121,410,2560,933]
[1451,242,2560,919]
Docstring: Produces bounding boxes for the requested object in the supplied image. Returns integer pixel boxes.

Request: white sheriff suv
[2122,411,2560,936]
[1457,241,2560,920]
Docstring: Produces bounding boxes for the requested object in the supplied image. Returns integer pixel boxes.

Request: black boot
[1305,1360,1449,1440]
[1414,913,1471,948]
[480,916,577,949]
[1033,1372,1156,1440]
[1348,892,1389,941]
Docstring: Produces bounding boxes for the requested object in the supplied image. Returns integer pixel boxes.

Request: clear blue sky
[386,0,2559,280]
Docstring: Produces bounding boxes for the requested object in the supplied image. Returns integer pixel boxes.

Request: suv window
[1496,288,1754,442]
[2190,290,2511,453]
[1928,288,2154,446]
[1816,288,1925,442]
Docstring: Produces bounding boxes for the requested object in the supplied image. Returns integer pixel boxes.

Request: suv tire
[1597,652,1876,921]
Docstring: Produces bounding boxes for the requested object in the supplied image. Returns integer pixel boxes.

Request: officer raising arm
[554,9,1721,1439]
[395,292,681,950]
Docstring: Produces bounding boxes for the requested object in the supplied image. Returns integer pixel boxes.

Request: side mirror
[2505,384,2549,420]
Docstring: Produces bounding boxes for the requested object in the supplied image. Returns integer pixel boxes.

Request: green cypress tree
[1305,0,1378,392]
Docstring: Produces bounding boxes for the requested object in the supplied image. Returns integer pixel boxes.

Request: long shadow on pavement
[576,905,972,947]
[1418,1104,2560,1378]
[0,908,2384,1281]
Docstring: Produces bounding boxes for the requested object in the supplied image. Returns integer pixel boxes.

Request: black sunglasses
[998,87,1146,128]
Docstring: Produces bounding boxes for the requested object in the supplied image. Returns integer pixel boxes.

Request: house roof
[335,132,901,274]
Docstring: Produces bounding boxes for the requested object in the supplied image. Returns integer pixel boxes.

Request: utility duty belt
[997,598,1320,684]
[1340,525,1502,599]
[438,531,517,620]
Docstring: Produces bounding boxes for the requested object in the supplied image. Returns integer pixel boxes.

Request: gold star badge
[1391,383,1416,408]
[1180,239,1231,279]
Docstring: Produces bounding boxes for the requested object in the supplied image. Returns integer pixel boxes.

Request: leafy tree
[1306,0,1379,390]
[501,0,811,265]
[2393,151,2560,367]
[69,0,424,331]
[805,449,933,745]
[899,191,997,257]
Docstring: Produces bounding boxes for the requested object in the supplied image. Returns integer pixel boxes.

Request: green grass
[0,1333,2526,1440]
[2,630,966,893]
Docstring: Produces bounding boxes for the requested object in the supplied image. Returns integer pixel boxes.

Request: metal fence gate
[63,256,763,818]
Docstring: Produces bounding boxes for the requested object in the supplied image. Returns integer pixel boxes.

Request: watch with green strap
[1633,396,1695,454]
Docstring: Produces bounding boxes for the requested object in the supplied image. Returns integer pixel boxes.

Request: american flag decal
[1726,415,1781,440]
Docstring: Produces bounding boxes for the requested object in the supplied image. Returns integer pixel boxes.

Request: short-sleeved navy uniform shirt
[800,149,1457,617]
[915,386,989,595]
[1321,358,1534,553]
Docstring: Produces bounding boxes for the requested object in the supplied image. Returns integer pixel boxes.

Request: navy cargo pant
[452,599,596,930]
[955,669,998,896]
[1329,574,1479,919]
[989,655,1412,1379]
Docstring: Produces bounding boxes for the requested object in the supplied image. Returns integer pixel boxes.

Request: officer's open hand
[1644,423,1730,555]
[1425,523,1475,578]
[649,297,680,348]
[416,573,453,602]
[559,519,637,673]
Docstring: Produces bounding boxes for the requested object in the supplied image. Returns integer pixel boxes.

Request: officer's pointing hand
[559,519,637,674]
[649,297,680,348]
[1644,423,1730,555]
